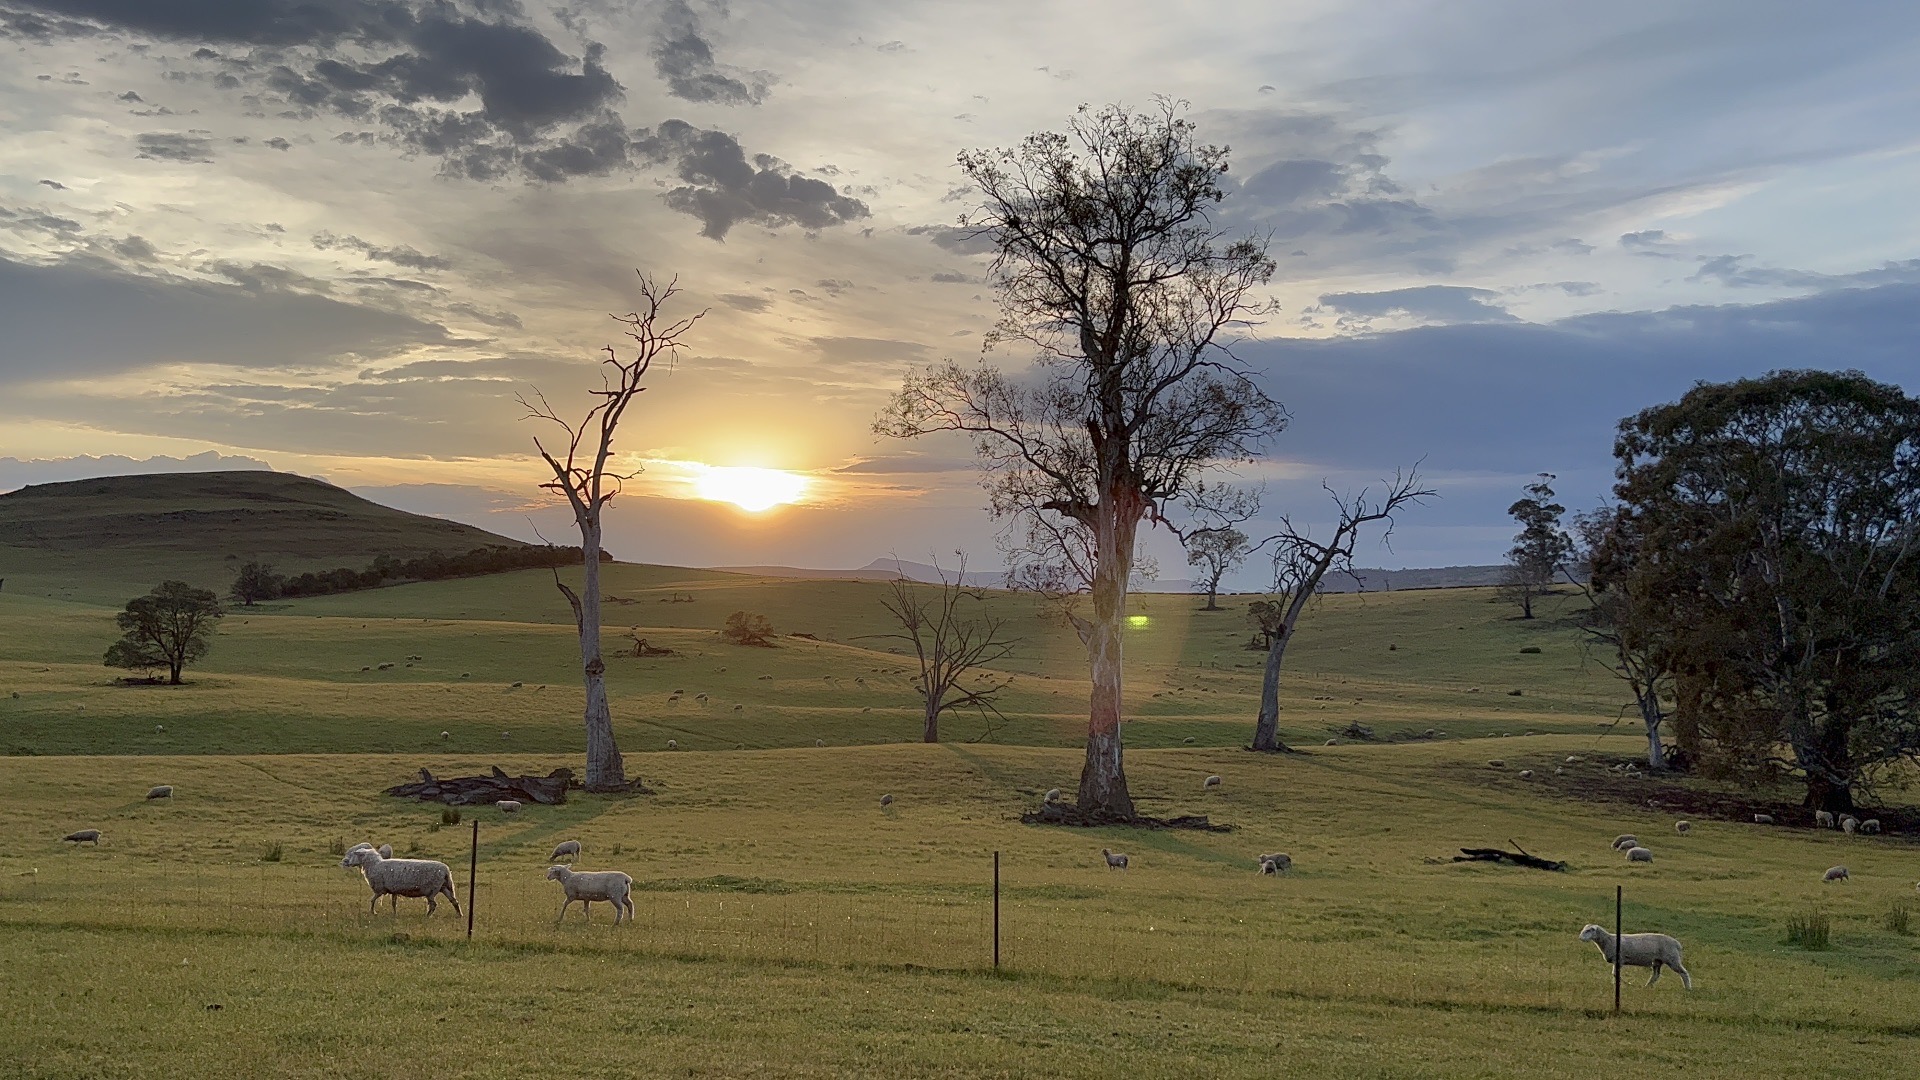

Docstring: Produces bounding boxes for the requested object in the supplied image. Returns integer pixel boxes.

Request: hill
[0,470,526,604]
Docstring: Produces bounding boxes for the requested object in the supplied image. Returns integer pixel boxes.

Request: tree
[1499,473,1572,619]
[1247,470,1432,752]
[876,101,1284,819]
[864,555,1020,743]
[721,611,776,647]
[1610,369,1920,812]
[1182,484,1260,611]
[104,581,223,685]
[1570,506,1674,770]
[521,273,703,792]
[229,560,284,606]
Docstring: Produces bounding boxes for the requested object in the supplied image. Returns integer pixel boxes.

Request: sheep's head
[340,847,380,869]
[545,865,571,882]
[1577,924,1606,943]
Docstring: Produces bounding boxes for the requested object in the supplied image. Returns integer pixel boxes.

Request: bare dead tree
[861,554,1020,743]
[1248,468,1433,753]
[519,272,703,792]
[876,101,1285,820]
[1181,482,1260,611]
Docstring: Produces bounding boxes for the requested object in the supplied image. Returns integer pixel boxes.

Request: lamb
[546,865,633,924]
[496,800,522,813]
[1257,853,1291,875]
[146,785,173,800]
[549,840,581,863]
[1675,821,1691,835]
[339,847,461,915]
[1815,810,1835,828]
[1823,865,1849,883]
[1577,924,1691,989]
[62,829,102,845]
[1612,834,1639,851]
[1102,848,1128,869]
[1626,846,1654,863]
[1203,775,1222,789]
[1860,819,1881,835]
[1753,814,1775,825]
[1043,788,1062,804]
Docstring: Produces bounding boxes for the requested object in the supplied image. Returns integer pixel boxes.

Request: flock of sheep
[337,837,634,924]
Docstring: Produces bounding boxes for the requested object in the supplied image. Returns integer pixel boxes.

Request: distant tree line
[231,545,610,603]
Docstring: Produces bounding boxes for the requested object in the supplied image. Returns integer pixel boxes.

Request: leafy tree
[1570,506,1674,770]
[722,611,777,647]
[865,555,1020,743]
[1182,483,1261,611]
[104,581,223,685]
[877,101,1284,819]
[229,560,284,606]
[1499,473,1572,619]
[1610,369,1920,811]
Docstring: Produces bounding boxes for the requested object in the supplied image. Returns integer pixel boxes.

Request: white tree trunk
[1076,487,1138,819]
[577,517,626,791]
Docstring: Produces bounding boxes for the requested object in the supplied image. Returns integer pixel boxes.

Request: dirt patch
[1020,804,1233,832]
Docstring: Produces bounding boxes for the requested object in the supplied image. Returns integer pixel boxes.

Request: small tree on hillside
[1499,473,1573,619]
[1183,484,1260,611]
[105,580,223,685]
[864,554,1020,743]
[876,101,1285,820]
[521,272,703,793]
[1248,470,1432,753]
[229,560,284,606]
[722,611,776,647]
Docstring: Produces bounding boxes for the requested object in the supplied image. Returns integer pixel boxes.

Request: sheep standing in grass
[1861,819,1881,835]
[339,848,460,915]
[1203,775,1222,790]
[1841,815,1859,835]
[1257,853,1291,875]
[62,829,101,846]
[146,785,173,800]
[1675,821,1691,835]
[1626,846,1654,863]
[1612,835,1639,851]
[1824,866,1849,883]
[1043,788,1062,804]
[545,866,633,924]
[1577,925,1691,989]
[549,840,581,863]
[1816,810,1836,828]
[1102,848,1128,869]
[497,800,522,813]
[879,794,894,810]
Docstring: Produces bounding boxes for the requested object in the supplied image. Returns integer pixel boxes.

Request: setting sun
[693,466,808,512]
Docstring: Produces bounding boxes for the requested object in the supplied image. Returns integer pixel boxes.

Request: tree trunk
[1250,629,1293,752]
[1796,715,1855,814]
[168,659,183,685]
[1202,579,1220,611]
[577,519,627,792]
[923,700,939,743]
[1075,488,1137,820]
[1640,696,1667,771]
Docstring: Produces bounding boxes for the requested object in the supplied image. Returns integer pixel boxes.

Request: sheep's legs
[1647,963,1662,987]
[368,893,380,914]
[555,898,575,923]
[442,888,461,915]
[1671,962,1691,989]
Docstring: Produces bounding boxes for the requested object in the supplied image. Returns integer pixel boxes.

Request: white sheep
[440,731,450,740]
[1203,775,1222,789]
[1626,846,1654,863]
[666,739,678,750]
[1519,769,1534,779]
[1577,925,1691,989]
[1102,848,1128,869]
[146,785,173,800]
[1823,865,1849,883]
[1753,814,1775,825]
[549,840,581,863]
[1043,788,1062,804]
[1815,810,1835,828]
[1612,834,1639,851]
[1841,816,1859,835]
[62,829,102,845]
[879,793,894,809]
[1675,821,1691,835]
[1257,853,1291,875]
[339,848,460,915]
[546,865,633,924]
[1860,819,1881,835]
[497,800,522,813]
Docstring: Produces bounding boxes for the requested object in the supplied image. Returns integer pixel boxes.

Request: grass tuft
[1885,900,1912,936]
[1785,909,1831,949]
[259,841,283,863]
[440,807,461,825]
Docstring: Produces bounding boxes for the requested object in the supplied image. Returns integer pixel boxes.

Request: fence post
[1613,884,1622,1015]
[993,850,1001,970]
[467,819,478,942]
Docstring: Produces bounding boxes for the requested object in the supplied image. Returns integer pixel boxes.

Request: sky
[2,0,1918,588]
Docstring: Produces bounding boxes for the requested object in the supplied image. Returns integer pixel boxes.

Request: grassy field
[3,557,1917,1077]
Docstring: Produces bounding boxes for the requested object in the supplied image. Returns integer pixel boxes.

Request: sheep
[545,865,633,924]
[1753,814,1775,825]
[1043,788,1062,804]
[814,739,825,747]
[1565,756,1583,764]
[1519,770,1534,779]
[667,739,678,750]
[440,730,450,740]
[1203,775,1222,789]
[146,785,173,800]
[879,793,895,809]
[496,800,522,813]
[1823,865,1849,883]
[1554,766,1565,776]
[62,829,102,845]
[1841,815,1859,835]
[1860,819,1881,835]
[1325,739,1338,746]
[1577,925,1691,989]
[1626,846,1654,863]
[1612,834,1639,850]
[1815,810,1835,828]
[733,704,744,711]
[548,840,581,864]
[1675,821,1691,835]
[1257,853,1291,875]
[154,724,165,734]
[339,848,461,915]
[1182,736,1196,745]
[1102,848,1128,869]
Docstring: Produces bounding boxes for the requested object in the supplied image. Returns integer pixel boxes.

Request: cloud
[312,230,452,271]
[651,0,771,106]
[811,336,928,368]
[36,178,66,190]
[633,120,870,239]
[905,224,996,256]
[1619,229,1675,252]
[135,131,214,163]
[719,292,770,312]
[1688,254,1920,290]
[0,450,272,493]
[1312,285,1517,326]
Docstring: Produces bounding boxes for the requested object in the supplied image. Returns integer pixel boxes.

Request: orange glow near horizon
[693,466,809,512]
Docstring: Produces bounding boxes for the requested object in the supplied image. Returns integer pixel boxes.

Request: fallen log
[385,766,578,806]
[1020,803,1234,832]
[1452,841,1566,872]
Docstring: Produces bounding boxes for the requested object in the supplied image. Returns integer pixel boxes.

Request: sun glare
[694,466,808,512]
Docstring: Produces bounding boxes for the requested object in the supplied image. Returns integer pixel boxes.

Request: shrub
[722,610,777,647]
[440,808,461,825]
[259,842,284,863]
[1785,909,1831,949]
[1886,900,1913,936]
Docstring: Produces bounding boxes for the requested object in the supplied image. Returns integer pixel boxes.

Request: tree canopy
[104,580,223,685]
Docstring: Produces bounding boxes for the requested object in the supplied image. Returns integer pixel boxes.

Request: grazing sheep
[155,724,165,734]
[496,800,522,813]
[1325,739,1338,746]
[1753,814,1775,825]
[1257,853,1291,875]
[1860,819,1881,835]
[1815,810,1835,828]
[733,704,744,711]
[548,840,581,864]
[1519,770,1534,779]
[879,793,894,809]
[1577,925,1692,989]
[1612,834,1639,851]
[1102,848,1128,870]
[1626,846,1654,863]
[1043,788,1062,804]
[814,739,825,747]
[1565,756,1583,764]
[62,829,101,845]
[667,739,678,750]
[440,730,450,740]
[1675,821,1691,835]
[1841,815,1860,835]
[1182,736,1195,745]
[1203,775,1222,789]
[339,848,460,915]
[1554,766,1565,776]
[1824,865,1849,883]
[545,866,633,924]
[146,785,173,800]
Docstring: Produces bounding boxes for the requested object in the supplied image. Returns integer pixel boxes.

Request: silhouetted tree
[1183,484,1260,611]
[521,273,703,793]
[229,560,284,606]
[1499,473,1572,619]
[105,581,223,685]
[865,554,1020,742]
[1248,470,1432,753]
[877,101,1284,819]
[722,611,776,647]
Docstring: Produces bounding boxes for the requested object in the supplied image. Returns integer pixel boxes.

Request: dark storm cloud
[312,229,452,271]
[651,0,770,106]
[1311,285,1517,326]
[0,252,450,383]
[633,120,870,239]
[135,131,215,162]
